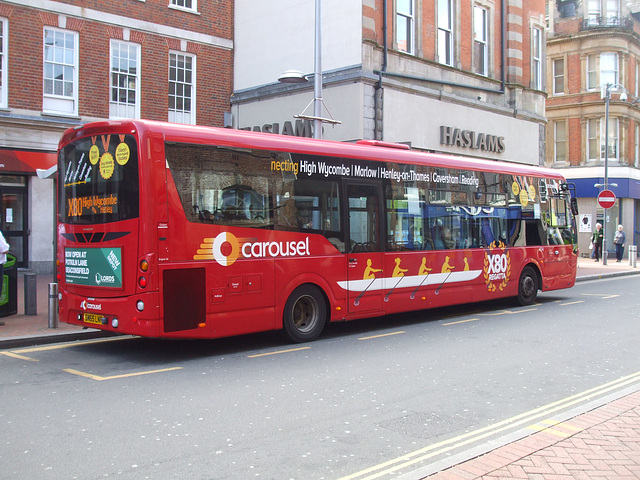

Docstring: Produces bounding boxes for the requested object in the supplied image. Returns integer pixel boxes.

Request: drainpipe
[501,0,506,93]
[374,0,388,140]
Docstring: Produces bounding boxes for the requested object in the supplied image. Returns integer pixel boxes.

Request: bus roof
[60,119,565,181]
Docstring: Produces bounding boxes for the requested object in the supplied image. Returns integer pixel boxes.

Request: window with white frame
[0,18,7,108]
[168,52,195,124]
[554,121,566,163]
[588,118,599,161]
[43,28,78,115]
[110,40,140,119]
[169,0,197,12]
[587,0,601,25]
[553,58,564,95]
[587,54,597,90]
[396,0,414,54]
[587,52,619,90]
[601,116,619,161]
[473,5,488,76]
[437,0,454,66]
[532,27,542,90]
[600,52,618,86]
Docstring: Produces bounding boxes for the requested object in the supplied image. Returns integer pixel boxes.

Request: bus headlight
[111,318,119,328]
[136,300,145,312]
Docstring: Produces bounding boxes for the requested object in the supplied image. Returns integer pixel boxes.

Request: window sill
[168,5,200,15]
[41,111,81,120]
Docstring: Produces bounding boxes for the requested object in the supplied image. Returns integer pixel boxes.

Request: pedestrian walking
[592,223,604,262]
[0,230,9,326]
[614,224,626,262]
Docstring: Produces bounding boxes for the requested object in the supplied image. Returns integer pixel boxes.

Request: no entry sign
[597,189,616,209]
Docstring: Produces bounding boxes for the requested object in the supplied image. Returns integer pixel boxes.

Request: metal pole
[48,282,58,328]
[603,84,609,265]
[313,0,322,139]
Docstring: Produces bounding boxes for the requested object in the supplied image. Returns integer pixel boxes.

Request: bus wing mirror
[570,197,579,216]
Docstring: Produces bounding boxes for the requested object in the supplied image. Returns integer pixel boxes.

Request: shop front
[0,149,57,271]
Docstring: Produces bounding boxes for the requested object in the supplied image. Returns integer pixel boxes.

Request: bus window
[59,134,140,224]
[386,184,425,251]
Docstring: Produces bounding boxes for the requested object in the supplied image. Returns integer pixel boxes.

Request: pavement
[1,257,639,479]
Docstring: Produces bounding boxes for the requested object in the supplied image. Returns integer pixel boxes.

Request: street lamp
[277,0,340,139]
[597,82,627,265]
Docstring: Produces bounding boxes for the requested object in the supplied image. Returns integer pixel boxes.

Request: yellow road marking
[358,331,405,340]
[248,347,311,358]
[527,419,582,437]
[338,370,640,480]
[0,351,38,362]
[559,300,584,306]
[442,318,479,326]
[11,336,129,354]
[63,366,182,381]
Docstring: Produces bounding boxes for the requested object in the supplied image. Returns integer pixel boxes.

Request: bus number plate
[83,313,104,325]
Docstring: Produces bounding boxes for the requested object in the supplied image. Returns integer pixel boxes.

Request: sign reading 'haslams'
[65,247,122,287]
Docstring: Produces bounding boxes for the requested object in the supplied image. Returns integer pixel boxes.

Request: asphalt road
[2,275,639,480]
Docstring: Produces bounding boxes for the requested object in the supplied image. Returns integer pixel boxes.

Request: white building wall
[384,89,541,165]
[29,178,55,274]
[234,0,363,90]
[233,82,365,141]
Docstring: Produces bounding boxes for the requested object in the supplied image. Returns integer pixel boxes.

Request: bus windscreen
[58,133,139,224]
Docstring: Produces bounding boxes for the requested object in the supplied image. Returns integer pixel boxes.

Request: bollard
[629,245,637,268]
[24,272,37,315]
[48,283,58,329]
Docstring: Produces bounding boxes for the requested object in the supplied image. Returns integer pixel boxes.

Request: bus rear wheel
[283,285,327,343]
[516,266,538,306]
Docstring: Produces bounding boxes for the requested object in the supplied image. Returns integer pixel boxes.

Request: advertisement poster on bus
[64,247,122,288]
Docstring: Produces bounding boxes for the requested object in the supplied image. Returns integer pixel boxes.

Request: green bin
[0,253,17,317]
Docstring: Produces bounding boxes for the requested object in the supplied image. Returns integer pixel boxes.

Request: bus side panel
[204,258,276,338]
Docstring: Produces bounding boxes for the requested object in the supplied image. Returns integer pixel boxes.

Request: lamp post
[598,82,626,265]
[277,0,339,139]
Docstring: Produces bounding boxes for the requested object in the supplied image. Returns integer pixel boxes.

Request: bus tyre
[283,285,327,343]
[516,266,538,306]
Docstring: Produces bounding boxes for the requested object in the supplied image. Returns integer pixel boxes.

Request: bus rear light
[111,318,119,328]
[136,300,145,312]
[140,260,149,272]
[138,276,147,288]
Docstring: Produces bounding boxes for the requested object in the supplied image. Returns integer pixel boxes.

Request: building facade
[0,0,233,273]
[232,0,547,165]
[547,0,640,257]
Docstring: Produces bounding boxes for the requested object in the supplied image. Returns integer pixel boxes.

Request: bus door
[346,183,384,314]
[541,196,574,282]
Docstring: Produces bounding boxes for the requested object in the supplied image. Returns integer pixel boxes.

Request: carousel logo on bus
[194,232,311,266]
[80,300,102,311]
[483,241,511,292]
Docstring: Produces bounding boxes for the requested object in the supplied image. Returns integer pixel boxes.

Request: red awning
[0,149,57,174]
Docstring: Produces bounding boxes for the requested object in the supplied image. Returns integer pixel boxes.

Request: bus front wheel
[516,266,538,306]
[283,285,327,343]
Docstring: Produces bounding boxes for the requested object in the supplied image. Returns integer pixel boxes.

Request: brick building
[232,0,547,165]
[0,0,233,273]
[546,0,640,257]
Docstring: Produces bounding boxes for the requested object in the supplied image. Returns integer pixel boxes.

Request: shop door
[346,183,384,314]
[0,181,29,268]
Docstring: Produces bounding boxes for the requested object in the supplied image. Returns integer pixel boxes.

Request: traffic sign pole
[597,189,616,266]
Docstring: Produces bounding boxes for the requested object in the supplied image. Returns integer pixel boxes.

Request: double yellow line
[338,370,640,480]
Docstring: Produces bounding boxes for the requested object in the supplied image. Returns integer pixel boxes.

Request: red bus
[56,120,578,342]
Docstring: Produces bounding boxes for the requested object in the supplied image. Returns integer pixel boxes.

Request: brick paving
[426,391,640,480]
